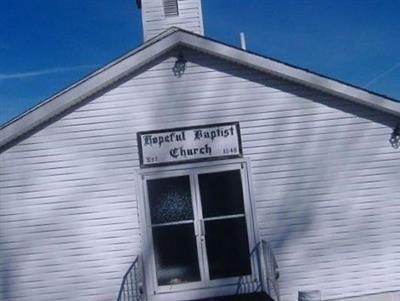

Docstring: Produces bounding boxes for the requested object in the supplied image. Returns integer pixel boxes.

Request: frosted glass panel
[147,176,193,224]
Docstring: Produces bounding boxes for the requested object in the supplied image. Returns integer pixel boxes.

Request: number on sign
[223,147,238,154]
[145,157,158,163]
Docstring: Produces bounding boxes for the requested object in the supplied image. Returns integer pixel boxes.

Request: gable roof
[1,27,400,150]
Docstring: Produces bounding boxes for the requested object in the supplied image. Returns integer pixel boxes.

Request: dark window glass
[205,217,251,279]
[147,176,193,224]
[199,170,245,218]
[152,224,201,285]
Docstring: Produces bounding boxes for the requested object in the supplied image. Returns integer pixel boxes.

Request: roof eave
[1,28,399,151]
[0,28,182,150]
[178,32,400,118]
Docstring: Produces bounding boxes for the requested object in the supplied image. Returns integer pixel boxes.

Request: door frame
[136,158,261,301]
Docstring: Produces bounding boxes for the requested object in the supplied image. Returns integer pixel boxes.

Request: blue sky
[1,0,399,126]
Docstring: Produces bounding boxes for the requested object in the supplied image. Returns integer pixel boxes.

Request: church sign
[137,122,242,167]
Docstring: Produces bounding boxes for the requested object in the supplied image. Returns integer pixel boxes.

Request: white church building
[1,1,400,301]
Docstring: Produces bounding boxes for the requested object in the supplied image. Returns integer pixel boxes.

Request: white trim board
[136,159,261,301]
[1,27,399,150]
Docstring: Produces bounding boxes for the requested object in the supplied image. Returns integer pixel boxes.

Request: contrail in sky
[0,65,97,80]
[364,62,400,88]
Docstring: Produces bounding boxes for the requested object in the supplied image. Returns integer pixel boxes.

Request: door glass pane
[147,176,193,224]
[199,170,245,218]
[204,217,251,279]
[152,223,201,285]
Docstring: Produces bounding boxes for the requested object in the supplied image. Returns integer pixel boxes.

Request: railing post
[256,241,267,293]
[116,256,143,301]
[263,240,281,301]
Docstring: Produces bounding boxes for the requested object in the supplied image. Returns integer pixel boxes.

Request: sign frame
[137,122,243,168]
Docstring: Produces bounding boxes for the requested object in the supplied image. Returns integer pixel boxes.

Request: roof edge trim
[0,28,182,149]
[178,31,400,117]
[1,27,400,150]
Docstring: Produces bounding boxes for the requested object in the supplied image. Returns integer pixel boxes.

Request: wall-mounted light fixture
[172,51,187,78]
[389,124,400,149]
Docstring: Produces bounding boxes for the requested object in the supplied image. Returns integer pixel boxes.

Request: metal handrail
[116,256,144,301]
[116,241,279,301]
[258,240,280,301]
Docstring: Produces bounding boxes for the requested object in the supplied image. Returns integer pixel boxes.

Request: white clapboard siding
[1,48,400,301]
[141,0,203,41]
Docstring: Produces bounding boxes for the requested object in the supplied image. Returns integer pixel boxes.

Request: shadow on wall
[178,47,400,300]
[184,45,399,242]
[1,46,399,301]
[0,250,13,301]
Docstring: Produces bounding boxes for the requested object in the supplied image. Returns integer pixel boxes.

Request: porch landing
[196,292,274,301]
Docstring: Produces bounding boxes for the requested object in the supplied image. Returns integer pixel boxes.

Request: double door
[141,162,258,297]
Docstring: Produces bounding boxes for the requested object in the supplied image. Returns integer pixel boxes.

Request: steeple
[137,0,204,41]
